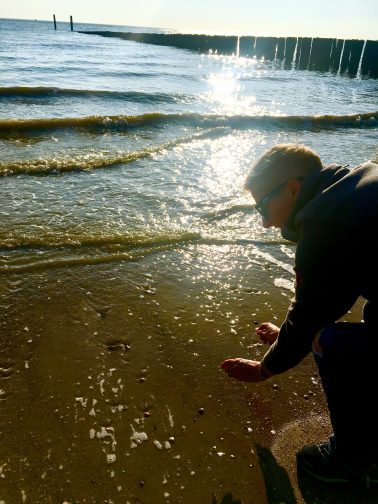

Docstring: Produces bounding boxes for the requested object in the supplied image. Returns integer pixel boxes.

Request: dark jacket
[261,161,378,374]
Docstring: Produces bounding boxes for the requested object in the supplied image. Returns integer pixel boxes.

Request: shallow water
[0,18,377,504]
[0,249,328,503]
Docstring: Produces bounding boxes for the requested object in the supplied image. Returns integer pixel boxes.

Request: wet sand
[0,244,376,504]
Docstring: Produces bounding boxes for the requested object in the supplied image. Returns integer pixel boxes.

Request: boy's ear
[287,178,302,197]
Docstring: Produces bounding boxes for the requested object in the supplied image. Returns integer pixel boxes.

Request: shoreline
[0,248,373,503]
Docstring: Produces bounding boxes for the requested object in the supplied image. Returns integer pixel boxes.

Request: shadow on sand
[211,445,378,504]
[256,443,378,504]
[257,444,297,504]
[297,466,378,504]
[211,493,242,504]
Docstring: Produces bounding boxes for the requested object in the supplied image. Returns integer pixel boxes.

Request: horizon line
[1,17,376,42]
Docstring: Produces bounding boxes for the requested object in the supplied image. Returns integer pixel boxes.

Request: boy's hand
[220,358,266,382]
[256,322,280,345]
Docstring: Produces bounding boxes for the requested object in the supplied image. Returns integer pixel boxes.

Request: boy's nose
[262,216,272,228]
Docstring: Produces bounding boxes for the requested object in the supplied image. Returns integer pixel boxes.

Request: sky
[1,0,377,40]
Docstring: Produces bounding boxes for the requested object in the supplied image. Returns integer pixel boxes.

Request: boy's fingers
[220,359,234,370]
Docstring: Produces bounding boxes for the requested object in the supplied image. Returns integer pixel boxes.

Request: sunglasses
[254,177,305,219]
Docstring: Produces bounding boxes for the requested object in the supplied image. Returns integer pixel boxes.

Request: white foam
[96,426,117,451]
[130,425,148,449]
[99,379,105,395]
[0,462,7,478]
[75,397,88,408]
[253,249,293,274]
[280,244,295,259]
[274,277,295,293]
[167,406,174,428]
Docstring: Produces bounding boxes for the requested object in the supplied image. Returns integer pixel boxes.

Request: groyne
[79,31,378,78]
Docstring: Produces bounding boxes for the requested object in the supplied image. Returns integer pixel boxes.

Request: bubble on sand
[0,462,8,478]
[130,425,148,449]
[107,454,116,464]
[75,397,88,408]
[96,426,117,451]
[99,379,105,395]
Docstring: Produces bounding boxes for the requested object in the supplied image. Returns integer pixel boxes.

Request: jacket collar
[281,163,349,242]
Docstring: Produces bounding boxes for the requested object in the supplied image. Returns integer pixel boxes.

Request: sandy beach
[2,245,377,503]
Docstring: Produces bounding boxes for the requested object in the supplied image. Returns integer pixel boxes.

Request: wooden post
[53,14,57,30]
[70,16,73,31]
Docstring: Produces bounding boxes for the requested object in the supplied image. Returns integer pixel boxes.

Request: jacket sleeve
[261,220,360,374]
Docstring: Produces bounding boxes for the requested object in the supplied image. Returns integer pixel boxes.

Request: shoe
[297,441,378,488]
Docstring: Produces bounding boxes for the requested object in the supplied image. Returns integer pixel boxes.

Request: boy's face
[251,178,301,230]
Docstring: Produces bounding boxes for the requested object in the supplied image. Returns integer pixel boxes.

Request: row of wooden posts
[80,31,378,78]
[54,14,376,78]
[53,15,74,31]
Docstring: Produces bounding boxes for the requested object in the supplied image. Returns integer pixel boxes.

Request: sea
[0,18,377,504]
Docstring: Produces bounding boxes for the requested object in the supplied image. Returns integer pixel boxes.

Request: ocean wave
[0,148,155,176]
[0,113,169,136]
[0,231,202,250]
[0,111,376,137]
[0,233,286,273]
[0,128,227,176]
[202,204,255,221]
[0,246,172,273]
[0,86,188,104]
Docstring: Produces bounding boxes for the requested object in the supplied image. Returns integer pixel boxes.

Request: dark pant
[314,321,377,468]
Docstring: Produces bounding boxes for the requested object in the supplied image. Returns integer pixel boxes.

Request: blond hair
[244,143,322,191]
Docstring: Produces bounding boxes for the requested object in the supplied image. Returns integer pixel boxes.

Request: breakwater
[79,31,378,78]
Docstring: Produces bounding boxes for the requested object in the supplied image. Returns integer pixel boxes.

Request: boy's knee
[312,331,323,356]
[312,323,339,357]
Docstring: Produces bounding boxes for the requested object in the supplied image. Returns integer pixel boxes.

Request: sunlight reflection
[208,71,241,98]
[205,71,260,115]
[201,135,252,200]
